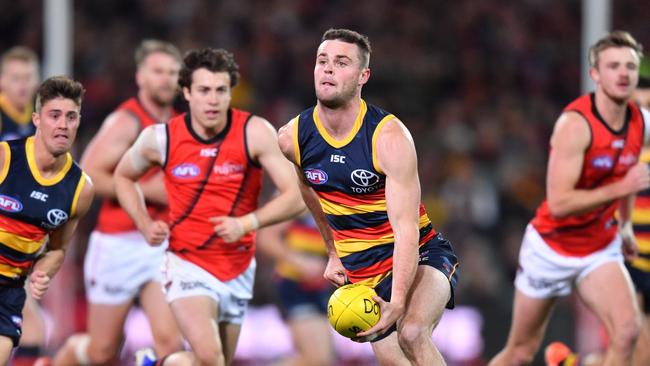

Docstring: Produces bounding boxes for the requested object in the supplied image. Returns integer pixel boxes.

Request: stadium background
[2,0,650,364]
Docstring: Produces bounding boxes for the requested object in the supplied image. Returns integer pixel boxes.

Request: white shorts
[515,224,623,299]
[163,252,256,324]
[84,230,167,305]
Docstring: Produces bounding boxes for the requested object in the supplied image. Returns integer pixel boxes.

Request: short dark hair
[321,28,372,68]
[0,46,39,74]
[34,76,85,112]
[178,48,240,89]
[589,30,643,68]
[134,39,182,67]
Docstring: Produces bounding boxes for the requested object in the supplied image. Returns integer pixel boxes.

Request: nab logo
[591,156,613,169]
[172,163,200,178]
[30,191,48,202]
[305,169,328,185]
[0,195,23,213]
[200,148,218,157]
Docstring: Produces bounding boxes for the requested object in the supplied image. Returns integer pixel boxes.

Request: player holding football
[278,28,459,365]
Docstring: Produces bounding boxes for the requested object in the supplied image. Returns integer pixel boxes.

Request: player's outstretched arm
[278,120,346,286]
[357,117,420,339]
[30,175,95,299]
[547,112,650,218]
[114,125,169,245]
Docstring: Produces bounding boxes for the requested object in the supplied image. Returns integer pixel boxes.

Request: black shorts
[0,285,26,347]
[276,277,333,319]
[626,263,650,314]
[371,233,459,342]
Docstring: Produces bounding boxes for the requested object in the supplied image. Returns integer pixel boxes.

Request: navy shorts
[276,277,333,319]
[371,233,459,342]
[626,263,650,314]
[0,285,26,347]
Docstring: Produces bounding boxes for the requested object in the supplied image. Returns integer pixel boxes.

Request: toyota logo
[350,169,380,187]
[47,209,69,226]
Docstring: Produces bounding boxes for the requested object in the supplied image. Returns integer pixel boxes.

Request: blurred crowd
[2,0,649,363]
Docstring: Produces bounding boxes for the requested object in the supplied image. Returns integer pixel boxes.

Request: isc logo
[200,148,218,157]
[330,154,346,164]
[30,191,48,202]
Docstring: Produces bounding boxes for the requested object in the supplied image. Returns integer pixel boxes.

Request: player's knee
[397,321,431,353]
[193,343,222,366]
[87,338,120,365]
[154,332,184,355]
[610,316,642,353]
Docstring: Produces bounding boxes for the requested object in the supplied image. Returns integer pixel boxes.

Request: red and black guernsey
[0,137,85,285]
[163,110,262,281]
[294,99,436,286]
[532,93,646,256]
[96,97,172,234]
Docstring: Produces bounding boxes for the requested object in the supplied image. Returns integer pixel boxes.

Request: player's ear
[32,112,40,128]
[589,66,599,83]
[359,67,370,86]
[182,86,191,102]
[135,68,144,89]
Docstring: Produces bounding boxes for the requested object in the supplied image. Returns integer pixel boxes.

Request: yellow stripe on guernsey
[314,99,367,148]
[319,198,386,216]
[631,256,650,272]
[371,114,396,174]
[0,141,10,184]
[0,94,32,125]
[631,208,650,224]
[291,116,301,167]
[0,263,26,278]
[26,136,73,186]
[70,173,87,218]
[336,215,431,258]
[0,229,46,254]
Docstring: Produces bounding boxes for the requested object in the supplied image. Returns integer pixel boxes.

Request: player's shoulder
[74,171,95,218]
[374,115,411,142]
[554,110,590,133]
[277,116,301,160]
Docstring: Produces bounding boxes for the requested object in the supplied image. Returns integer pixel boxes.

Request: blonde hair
[589,30,643,68]
[0,46,39,74]
[134,39,181,67]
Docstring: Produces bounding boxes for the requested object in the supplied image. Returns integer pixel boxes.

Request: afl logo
[351,169,380,187]
[305,169,328,185]
[591,155,613,169]
[172,163,200,178]
[47,209,68,226]
[0,195,23,212]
